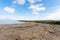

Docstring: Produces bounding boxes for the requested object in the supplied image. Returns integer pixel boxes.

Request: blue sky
[0,0,60,20]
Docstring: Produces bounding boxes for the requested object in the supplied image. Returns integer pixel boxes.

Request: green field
[18,20,60,25]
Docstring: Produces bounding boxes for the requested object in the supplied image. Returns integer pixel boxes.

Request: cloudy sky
[0,0,60,20]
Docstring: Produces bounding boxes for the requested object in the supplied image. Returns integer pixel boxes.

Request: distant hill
[18,20,60,25]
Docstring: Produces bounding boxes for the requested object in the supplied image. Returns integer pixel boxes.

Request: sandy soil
[0,22,60,40]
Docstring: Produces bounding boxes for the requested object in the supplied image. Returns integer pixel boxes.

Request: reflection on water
[0,20,23,24]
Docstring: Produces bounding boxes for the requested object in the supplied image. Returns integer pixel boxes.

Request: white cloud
[4,6,15,14]
[12,0,42,5]
[43,7,60,20]
[0,15,14,20]
[13,0,25,5]
[17,0,25,5]
[28,0,45,14]
[28,0,35,3]
[0,15,30,20]
[29,4,46,14]
[28,0,42,4]
[12,0,45,14]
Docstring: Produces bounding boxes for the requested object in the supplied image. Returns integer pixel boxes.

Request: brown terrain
[0,22,60,40]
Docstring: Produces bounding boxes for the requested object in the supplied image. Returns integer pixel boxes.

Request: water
[0,20,23,24]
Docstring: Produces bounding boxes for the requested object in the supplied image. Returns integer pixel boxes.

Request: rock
[0,23,60,40]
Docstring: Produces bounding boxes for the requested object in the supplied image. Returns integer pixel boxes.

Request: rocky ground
[0,22,60,40]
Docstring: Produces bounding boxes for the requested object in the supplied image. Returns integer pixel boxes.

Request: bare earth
[0,22,60,40]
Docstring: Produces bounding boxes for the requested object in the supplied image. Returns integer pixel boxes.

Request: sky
[0,0,60,20]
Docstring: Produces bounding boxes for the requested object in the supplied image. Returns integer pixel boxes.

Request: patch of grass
[35,21,60,25]
[17,20,60,25]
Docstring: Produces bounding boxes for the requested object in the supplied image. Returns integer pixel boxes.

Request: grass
[18,20,60,25]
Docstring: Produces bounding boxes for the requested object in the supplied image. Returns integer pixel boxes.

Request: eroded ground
[0,22,60,40]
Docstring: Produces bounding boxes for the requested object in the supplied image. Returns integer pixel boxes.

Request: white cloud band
[43,7,60,20]
[29,4,46,14]
[4,6,15,14]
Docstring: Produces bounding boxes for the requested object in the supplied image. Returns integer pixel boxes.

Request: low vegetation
[18,20,60,25]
